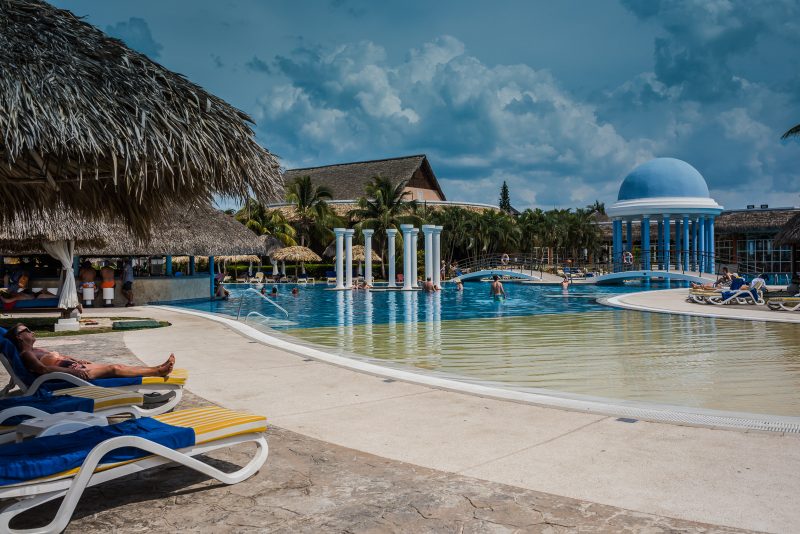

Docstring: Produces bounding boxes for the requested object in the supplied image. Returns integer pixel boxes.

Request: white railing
[236,288,289,321]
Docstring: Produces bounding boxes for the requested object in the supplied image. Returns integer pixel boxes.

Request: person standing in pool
[490,274,505,300]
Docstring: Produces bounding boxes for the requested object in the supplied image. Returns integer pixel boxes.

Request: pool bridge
[450,254,722,285]
[450,254,545,282]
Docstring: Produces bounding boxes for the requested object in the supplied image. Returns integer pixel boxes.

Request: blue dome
[617,158,709,201]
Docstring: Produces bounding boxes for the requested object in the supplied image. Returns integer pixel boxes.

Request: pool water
[175,282,800,416]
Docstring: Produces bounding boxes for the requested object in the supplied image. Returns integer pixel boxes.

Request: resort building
[273,154,502,215]
[603,158,798,281]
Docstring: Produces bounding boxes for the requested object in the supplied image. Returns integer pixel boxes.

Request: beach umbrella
[0,0,282,236]
[271,246,322,277]
[352,245,380,277]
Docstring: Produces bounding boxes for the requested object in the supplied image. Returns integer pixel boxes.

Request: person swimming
[490,274,505,301]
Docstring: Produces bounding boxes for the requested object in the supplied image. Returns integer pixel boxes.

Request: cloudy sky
[53,0,800,211]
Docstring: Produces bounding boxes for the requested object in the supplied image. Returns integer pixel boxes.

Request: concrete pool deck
[75,305,800,533]
[604,286,800,324]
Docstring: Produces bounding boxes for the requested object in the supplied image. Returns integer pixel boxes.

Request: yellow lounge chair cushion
[53,386,144,411]
[141,368,188,386]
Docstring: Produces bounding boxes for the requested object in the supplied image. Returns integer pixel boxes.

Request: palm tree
[782,124,800,139]
[235,199,297,246]
[349,176,420,277]
[285,175,337,248]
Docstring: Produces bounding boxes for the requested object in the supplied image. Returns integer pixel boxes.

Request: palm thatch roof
[216,255,261,263]
[270,246,321,262]
[0,0,281,235]
[0,203,262,256]
[352,245,380,262]
[282,154,445,202]
[259,234,283,256]
[774,212,800,247]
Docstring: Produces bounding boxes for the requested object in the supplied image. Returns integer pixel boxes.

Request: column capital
[421,224,436,234]
[399,224,414,232]
[333,227,347,236]
[409,227,420,235]
[386,228,398,236]
[362,228,374,237]
[434,225,444,233]
[344,228,355,236]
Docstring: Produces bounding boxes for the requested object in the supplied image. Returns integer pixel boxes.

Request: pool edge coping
[152,304,800,436]
[601,289,800,324]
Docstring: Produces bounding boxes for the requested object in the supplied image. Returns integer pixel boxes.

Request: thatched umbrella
[352,245,380,276]
[260,235,283,256]
[271,246,321,277]
[0,0,281,235]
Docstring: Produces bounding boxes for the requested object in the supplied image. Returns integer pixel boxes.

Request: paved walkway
[605,287,800,323]
[74,305,800,533]
[6,326,747,533]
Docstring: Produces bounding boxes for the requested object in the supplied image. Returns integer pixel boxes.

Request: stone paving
[5,330,753,533]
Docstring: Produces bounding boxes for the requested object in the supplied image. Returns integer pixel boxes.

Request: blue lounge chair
[0,406,268,534]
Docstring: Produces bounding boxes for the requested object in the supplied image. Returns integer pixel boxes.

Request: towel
[0,417,195,486]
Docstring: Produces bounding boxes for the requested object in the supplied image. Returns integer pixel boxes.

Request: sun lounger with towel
[0,406,268,533]
[0,336,187,413]
[708,279,765,306]
[0,387,146,443]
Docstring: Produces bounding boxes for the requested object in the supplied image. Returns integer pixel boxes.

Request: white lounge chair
[0,406,268,534]
[0,343,188,414]
[707,280,765,306]
[766,294,800,312]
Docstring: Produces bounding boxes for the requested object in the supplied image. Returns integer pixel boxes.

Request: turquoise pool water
[177,280,680,329]
[173,281,800,416]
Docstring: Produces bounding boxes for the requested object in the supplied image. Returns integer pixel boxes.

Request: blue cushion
[0,326,6,336]
[0,417,195,486]
[0,392,94,426]
[40,376,143,392]
[730,278,745,291]
[3,298,59,309]
[0,339,37,388]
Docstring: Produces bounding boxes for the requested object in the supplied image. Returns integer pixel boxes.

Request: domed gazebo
[606,158,723,273]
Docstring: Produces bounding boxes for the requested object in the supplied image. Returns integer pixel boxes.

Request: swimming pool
[175,282,800,417]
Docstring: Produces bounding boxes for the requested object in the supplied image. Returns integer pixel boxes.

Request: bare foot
[156,354,175,376]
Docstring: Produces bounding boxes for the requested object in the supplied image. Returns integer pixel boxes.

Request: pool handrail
[236,288,289,321]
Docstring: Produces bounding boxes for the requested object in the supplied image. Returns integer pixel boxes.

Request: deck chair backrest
[0,338,35,392]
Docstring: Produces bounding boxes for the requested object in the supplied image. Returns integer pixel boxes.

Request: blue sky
[53,0,800,211]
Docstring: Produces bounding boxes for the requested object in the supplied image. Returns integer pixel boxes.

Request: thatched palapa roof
[271,246,321,262]
[282,155,445,201]
[774,212,800,247]
[0,0,281,234]
[352,245,380,262]
[0,203,262,256]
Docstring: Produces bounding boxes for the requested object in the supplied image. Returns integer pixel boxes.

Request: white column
[334,228,346,290]
[363,229,374,285]
[386,228,398,288]
[433,225,443,288]
[345,228,355,289]
[410,227,419,287]
[422,225,435,283]
[400,224,414,290]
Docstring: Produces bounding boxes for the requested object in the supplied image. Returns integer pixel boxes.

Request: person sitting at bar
[0,271,47,303]
[5,323,175,380]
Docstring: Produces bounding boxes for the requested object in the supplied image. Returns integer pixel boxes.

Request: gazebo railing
[236,288,289,320]
[451,253,546,279]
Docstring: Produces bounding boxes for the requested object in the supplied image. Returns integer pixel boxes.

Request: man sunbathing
[4,323,174,381]
[691,267,735,290]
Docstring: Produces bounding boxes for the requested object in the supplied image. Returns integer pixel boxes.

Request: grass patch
[0,317,170,338]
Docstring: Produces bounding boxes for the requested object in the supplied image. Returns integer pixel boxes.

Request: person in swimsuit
[4,323,175,381]
[490,274,505,300]
[0,271,47,303]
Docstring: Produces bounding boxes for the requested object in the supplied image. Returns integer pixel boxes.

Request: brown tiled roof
[282,154,445,201]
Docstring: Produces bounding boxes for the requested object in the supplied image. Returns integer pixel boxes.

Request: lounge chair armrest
[27,372,93,395]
